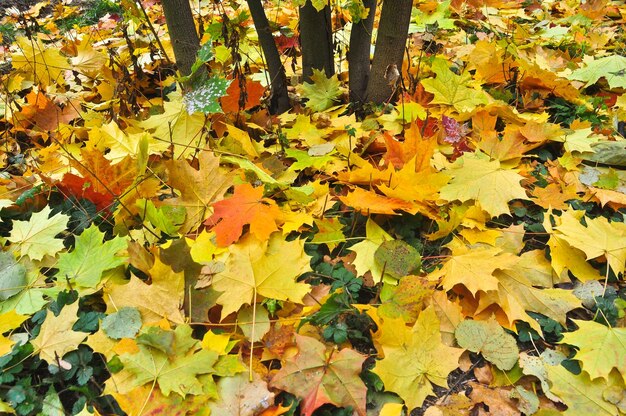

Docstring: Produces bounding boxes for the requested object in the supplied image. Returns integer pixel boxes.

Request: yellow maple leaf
[547,365,617,415]
[11,36,69,86]
[554,210,626,276]
[103,258,185,324]
[349,218,393,281]
[0,310,27,356]
[140,99,207,160]
[31,302,86,365]
[69,36,107,77]
[560,319,626,382]
[429,239,518,295]
[164,151,234,234]
[373,306,462,410]
[439,152,528,217]
[212,233,311,319]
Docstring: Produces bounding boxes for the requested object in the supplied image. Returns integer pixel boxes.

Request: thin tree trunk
[348,0,376,103]
[299,2,334,82]
[247,0,290,114]
[161,0,201,79]
[365,0,412,104]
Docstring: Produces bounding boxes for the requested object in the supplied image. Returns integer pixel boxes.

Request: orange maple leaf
[206,183,282,246]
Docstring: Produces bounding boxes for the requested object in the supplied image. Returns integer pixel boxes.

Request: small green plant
[0,23,16,45]
[546,96,608,128]
[56,0,122,31]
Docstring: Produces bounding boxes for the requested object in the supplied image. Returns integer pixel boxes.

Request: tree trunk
[348,0,376,103]
[161,0,201,79]
[299,2,334,82]
[247,0,290,114]
[365,0,412,104]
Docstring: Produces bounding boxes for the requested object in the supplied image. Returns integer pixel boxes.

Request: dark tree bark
[348,0,376,103]
[365,0,413,104]
[161,0,201,79]
[299,1,334,82]
[247,0,290,114]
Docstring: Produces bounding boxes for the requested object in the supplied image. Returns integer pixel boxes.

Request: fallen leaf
[271,334,367,416]
[373,306,463,410]
[165,151,234,234]
[7,206,69,261]
[211,233,311,319]
[206,183,283,246]
[31,302,86,365]
[439,152,528,217]
[210,372,274,416]
[560,319,626,382]
[455,318,519,371]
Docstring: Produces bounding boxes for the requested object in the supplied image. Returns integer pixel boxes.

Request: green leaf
[0,252,26,301]
[184,76,231,114]
[285,148,336,172]
[421,59,488,113]
[455,318,519,370]
[101,307,142,339]
[567,55,626,89]
[594,168,619,190]
[301,69,342,112]
[137,199,185,235]
[374,240,421,279]
[119,325,218,397]
[56,225,127,288]
[310,0,328,11]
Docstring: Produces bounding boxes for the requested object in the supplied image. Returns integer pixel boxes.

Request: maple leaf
[103,258,185,324]
[56,225,127,289]
[439,152,529,217]
[301,69,343,111]
[567,55,626,89]
[0,268,60,316]
[554,210,626,276]
[31,302,87,365]
[377,276,433,323]
[16,90,80,132]
[11,36,69,86]
[270,334,367,416]
[421,59,488,113]
[206,183,283,247]
[544,214,604,283]
[72,148,137,198]
[139,99,207,160]
[7,206,69,261]
[116,325,218,397]
[0,310,27,356]
[164,151,234,234]
[560,320,626,382]
[110,384,210,416]
[488,265,580,331]
[210,372,274,415]
[349,218,393,281]
[68,36,107,76]
[211,233,311,319]
[429,240,518,295]
[221,78,265,112]
[547,365,617,415]
[373,307,462,410]
[339,187,415,216]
